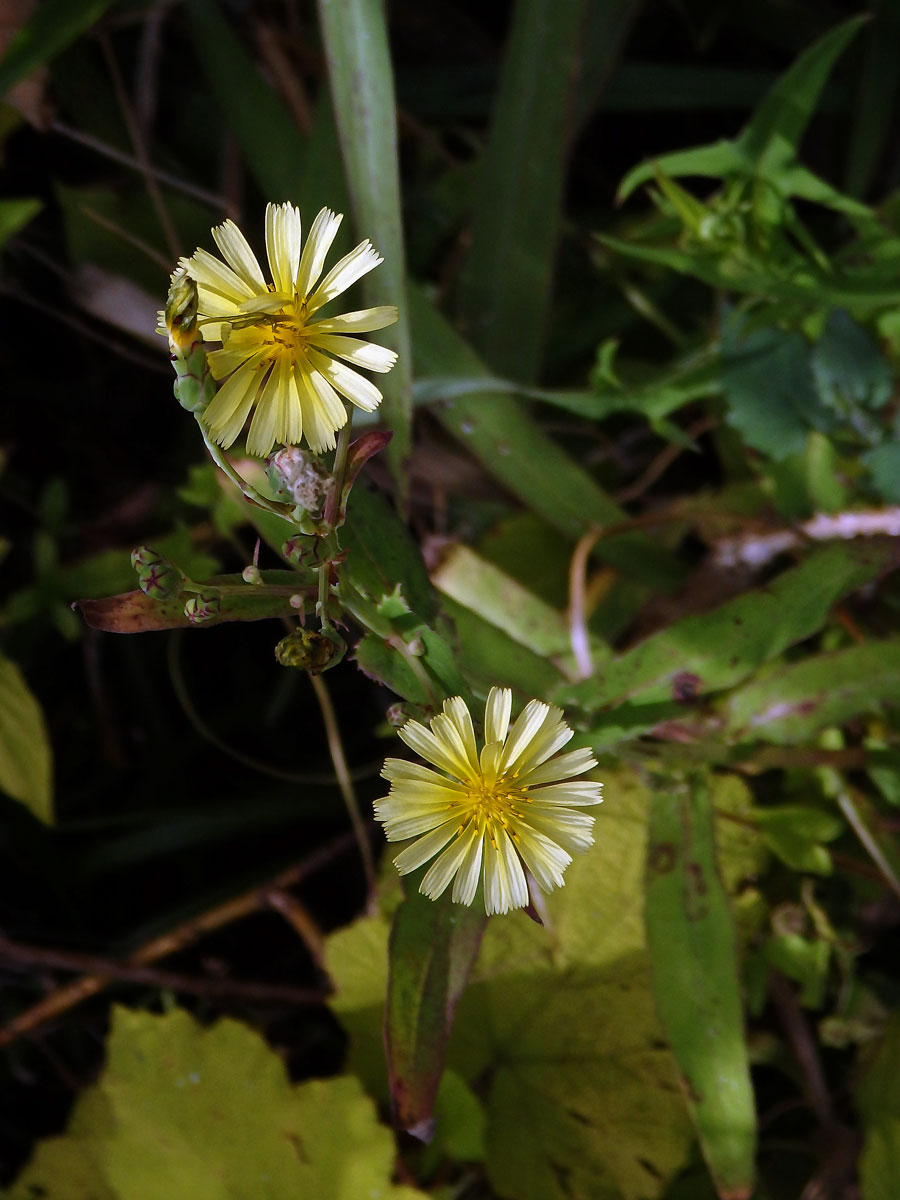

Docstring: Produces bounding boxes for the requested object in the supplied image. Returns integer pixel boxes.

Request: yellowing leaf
[9,1006,426,1200]
[0,653,52,823]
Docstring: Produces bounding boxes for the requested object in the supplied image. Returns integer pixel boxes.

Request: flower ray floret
[176,202,399,457]
[376,688,603,915]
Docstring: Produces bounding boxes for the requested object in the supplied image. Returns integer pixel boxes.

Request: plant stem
[310,672,377,899]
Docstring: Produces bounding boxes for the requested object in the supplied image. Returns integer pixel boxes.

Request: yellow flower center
[454,775,532,849]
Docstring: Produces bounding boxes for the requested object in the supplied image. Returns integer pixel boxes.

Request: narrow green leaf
[386,888,486,1135]
[432,543,607,669]
[186,0,306,201]
[645,774,756,1199]
[0,0,111,98]
[457,0,589,380]
[439,596,566,698]
[737,15,868,174]
[0,654,53,824]
[558,541,894,718]
[409,282,682,587]
[618,140,748,205]
[721,639,900,744]
[318,0,412,495]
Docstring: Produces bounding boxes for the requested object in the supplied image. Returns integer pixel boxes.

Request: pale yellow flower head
[376,688,603,916]
[178,203,399,457]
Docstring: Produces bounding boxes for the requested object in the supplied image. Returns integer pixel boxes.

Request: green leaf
[857,1016,900,1200]
[645,773,756,1199]
[863,441,900,503]
[559,541,893,724]
[386,887,486,1134]
[318,0,412,492]
[753,806,844,875]
[438,596,567,698]
[409,282,681,587]
[432,543,607,670]
[720,639,900,745]
[343,483,439,626]
[0,654,52,824]
[457,0,594,380]
[9,1006,427,1200]
[617,140,748,205]
[736,16,868,177]
[0,196,41,247]
[0,0,111,98]
[721,323,824,460]
[186,0,307,200]
[810,309,892,423]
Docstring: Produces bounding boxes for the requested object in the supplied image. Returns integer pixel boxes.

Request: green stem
[198,423,296,523]
[310,672,376,898]
[324,407,354,529]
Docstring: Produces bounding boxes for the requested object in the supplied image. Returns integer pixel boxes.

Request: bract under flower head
[177,203,399,457]
[376,687,603,916]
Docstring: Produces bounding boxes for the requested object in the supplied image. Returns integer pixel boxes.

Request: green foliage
[0,654,53,823]
[4,3,900,1198]
[9,1006,427,1200]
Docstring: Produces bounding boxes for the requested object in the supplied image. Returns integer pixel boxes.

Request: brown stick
[0,832,359,1047]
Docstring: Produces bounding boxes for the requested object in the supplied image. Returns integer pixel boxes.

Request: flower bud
[131,546,187,600]
[281,536,308,567]
[184,590,222,623]
[267,446,335,516]
[274,626,346,675]
[164,267,199,350]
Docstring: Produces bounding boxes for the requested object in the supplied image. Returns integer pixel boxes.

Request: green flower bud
[184,590,222,624]
[131,546,186,600]
[274,626,346,675]
[267,447,335,516]
[282,536,309,566]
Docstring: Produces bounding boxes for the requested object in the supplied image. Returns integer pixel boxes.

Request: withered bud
[267,446,335,516]
[274,626,346,675]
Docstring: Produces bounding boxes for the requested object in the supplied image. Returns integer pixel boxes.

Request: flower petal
[306,347,383,412]
[398,719,469,778]
[421,825,484,903]
[211,220,267,291]
[517,747,597,786]
[483,832,529,915]
[309,306,399,334]
[305,333,398,373]
[306,239,383,314]
[296,207,342,297]
[484,687,512,747]
[202,350,270,447]
[185,248,256,303]
[393,822,458,873]
[265,202,302,294]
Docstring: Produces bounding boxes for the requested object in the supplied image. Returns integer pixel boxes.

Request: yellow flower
[376,688,603,916]
[178,203,398,457]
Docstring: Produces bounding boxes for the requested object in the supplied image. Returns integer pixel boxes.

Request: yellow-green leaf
[0,654,52,824]
[9,1005,426,1200]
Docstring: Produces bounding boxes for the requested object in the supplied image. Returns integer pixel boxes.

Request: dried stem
[0,832,358,1048]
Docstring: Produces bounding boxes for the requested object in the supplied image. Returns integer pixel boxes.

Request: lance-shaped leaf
[386,886,487,1136]
[76,571,315,634]
[720,638,900,745]
[645,773,756,1200]
[558,540,898,725]
[318,0,412,495]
